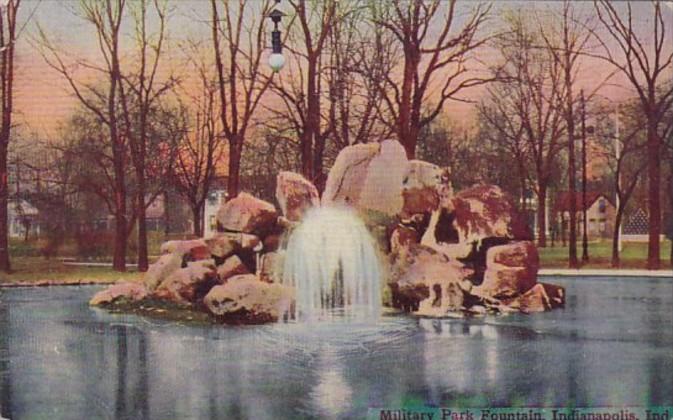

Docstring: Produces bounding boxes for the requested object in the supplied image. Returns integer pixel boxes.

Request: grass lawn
[0,257,142,285]
[539,240,672,269]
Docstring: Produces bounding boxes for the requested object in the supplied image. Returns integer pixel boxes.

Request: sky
[11,0,673,139]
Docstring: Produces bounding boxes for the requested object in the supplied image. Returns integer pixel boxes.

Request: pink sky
[12,1,673,138]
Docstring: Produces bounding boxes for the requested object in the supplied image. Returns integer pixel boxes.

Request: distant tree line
[0,0,670,272]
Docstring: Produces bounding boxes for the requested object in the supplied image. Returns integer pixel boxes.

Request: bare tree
[266,0,336,189]
[478,8,566,248]
[0,0,20,271]
[37,0,130,271]
[172,43,225,237]
[537,0,597,267]
[593,0,673,270]
[594,100,647,267]
[372,0,493,159]
[211,0,274,200]
[325,1,393,154]
[117,0,174,271]
[268,0,393,188]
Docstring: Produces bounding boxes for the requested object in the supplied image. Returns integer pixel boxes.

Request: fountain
[89,139,566,323]
[280,206,382,320]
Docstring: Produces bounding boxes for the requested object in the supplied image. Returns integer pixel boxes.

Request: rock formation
[91,139,564,323]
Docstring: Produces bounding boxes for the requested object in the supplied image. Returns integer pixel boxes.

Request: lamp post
[268,8,286,72]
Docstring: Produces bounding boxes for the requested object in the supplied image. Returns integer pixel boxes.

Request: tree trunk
[612,205,624,267]
[669,168,673,268]
[136,172,148,272]
[398,48,419,159]
[303,56,318,181]
[646,117,661,270]
[567,108,579,268]
[191,204,203,237]
[0,144,9,272]
[227,137,242,201]
[536,186,547,248]
[112,153,127,272]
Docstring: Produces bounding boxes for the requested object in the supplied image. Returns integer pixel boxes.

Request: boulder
[160,239,208,257]
[390,225,420,255]
[203,275,295,324]
[488,241,539,269]
[153,259,218,305]
[401,160,444,216]
[186,244,212,262]
[259,252,281,283]
[473,241,539,299]
[475,266,536,299]
[322,139,408,215]
[211,232,261,251]
[216,192,278,235]
[450,184,531,244]
[389,244,474,314]
[507,283,565,313]
[275,171,319,222]
[205,234,239,259]
[217,255,250,283]
[90,282,148,306]
[144,253,183,290]
[262,234,282,252]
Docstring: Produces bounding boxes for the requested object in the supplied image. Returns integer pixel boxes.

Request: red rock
[451,184,531,243]
[89,282,148,306]
[153,260,218,305]
[389,244,474,314]
[205,234,239,259]
[473,241,539,299]
[263,234,282,252]
[275,171,319,222]
[488,241,539,268]
[160,239,207,256]
[402,187,439,216]
[188,245,212,261]
[216,192,278,235]
[475,265,537,299]
[512,282,566,313]
[259,252,281,283]
[144,253,183,290]
[322,140,408,216]
[203,276,294,324]
[217,255,250,283]
[390,225,420,254]
[400,160,445,216]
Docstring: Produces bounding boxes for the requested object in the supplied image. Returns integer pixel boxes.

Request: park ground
[0,237,670,286]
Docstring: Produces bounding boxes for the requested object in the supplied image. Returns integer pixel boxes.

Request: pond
[1,276,672,419]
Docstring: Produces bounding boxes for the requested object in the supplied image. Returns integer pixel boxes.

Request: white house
[8,199,40,239]
[203,189,227,238]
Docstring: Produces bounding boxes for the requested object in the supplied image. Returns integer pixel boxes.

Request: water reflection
[309,350,352,419]
[0,277,671,419]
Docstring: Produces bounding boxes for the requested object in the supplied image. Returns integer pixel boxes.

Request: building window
[207,193,218,206]
[598,199,606,213]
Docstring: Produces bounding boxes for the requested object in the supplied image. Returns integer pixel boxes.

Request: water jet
[280,206,382,320]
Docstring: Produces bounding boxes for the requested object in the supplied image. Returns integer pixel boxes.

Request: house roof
[555,191,613,213]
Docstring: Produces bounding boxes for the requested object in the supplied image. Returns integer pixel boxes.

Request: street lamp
[268,8,286,72]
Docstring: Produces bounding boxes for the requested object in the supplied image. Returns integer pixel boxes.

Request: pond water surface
[1,276,672,419]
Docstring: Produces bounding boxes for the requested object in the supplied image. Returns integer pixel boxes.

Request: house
[8,199,40,239]
[555,191,615,240]
[203,189,228,238]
